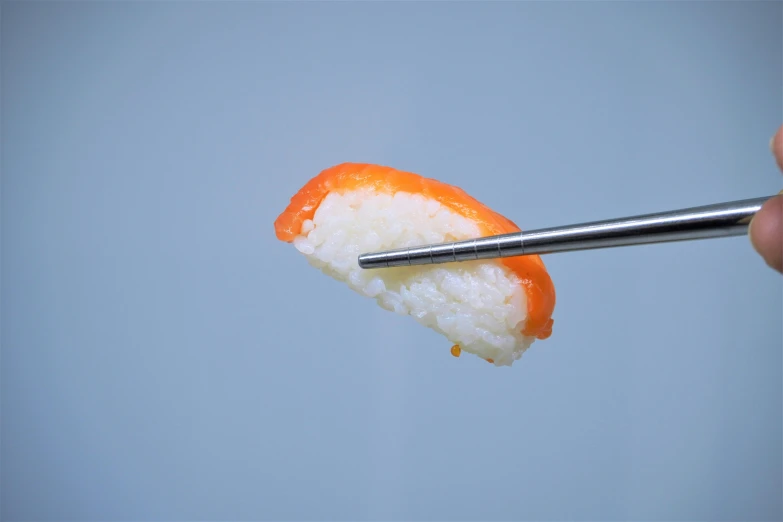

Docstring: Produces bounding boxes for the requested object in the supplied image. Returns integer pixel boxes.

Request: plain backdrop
[2,1,782,521]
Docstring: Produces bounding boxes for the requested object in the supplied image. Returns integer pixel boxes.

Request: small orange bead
[450,345,461,357]
[486,358,494,364]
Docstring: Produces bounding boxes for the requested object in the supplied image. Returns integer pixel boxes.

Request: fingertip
[772,126,783,172]
[749,195,783,273]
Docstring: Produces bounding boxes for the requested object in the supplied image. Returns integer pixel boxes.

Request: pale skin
[750,126,783,274]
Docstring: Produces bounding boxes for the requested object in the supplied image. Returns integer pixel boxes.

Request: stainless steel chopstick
[357,195,774,270]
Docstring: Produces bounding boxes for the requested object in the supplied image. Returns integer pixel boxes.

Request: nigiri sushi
[274,163,556,367]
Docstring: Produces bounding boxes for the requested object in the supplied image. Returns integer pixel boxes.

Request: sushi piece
[274,163,556,367]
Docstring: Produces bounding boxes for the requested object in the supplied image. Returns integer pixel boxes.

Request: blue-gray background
[2,1,782,521]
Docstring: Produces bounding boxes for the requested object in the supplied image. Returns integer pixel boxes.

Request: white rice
[291,188,537,366]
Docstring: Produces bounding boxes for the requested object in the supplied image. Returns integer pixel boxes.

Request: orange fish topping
[450,345,461,357]
[274,163,555,340]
